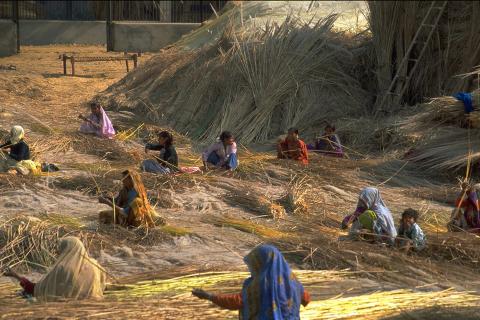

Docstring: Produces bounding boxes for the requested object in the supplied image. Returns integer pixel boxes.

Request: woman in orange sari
[98,170,160,227]
[277,128,308,165]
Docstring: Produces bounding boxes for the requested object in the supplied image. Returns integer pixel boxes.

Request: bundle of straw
[280,176,310,215]
[226,191,286,220]
[0,215,72,271]
[98,6,368,144]
[407,128,480,172]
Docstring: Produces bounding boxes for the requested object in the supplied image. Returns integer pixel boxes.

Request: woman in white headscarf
[4,236,106,302]
[342,187,397,244]
[0,125,39,175]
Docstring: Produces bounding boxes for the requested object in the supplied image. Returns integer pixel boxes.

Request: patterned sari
[241,245,304,320]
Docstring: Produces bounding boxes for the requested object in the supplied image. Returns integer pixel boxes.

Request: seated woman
[192,244,310,318]
[78,102,115,139]
[396,208,426,252]
[277,127,308,164]
[0,125,38,175]
[312,124,344,157]
[142,131,178,174]
[448,182,480,232]
[4,236,106,301]
[98,170,161,227]
[341,187,397,245]
[202,131,238,170]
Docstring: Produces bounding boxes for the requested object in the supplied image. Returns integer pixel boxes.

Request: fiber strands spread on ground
[1,270,479,319]
[101,3,368,144]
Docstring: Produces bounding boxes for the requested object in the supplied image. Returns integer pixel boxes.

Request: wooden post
[62,54,67,75]
[71,56,75,76]
[12,0,20,53]
[123,52,129,72]
[133,54,138,68]
[106,0,113,51]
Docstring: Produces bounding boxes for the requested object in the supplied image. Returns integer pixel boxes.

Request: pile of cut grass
[0,214,82,271]
[1,270,480,319]
[203,215,289,239]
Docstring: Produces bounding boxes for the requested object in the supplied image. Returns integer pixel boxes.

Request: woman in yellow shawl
[0,125,40,175]
[4,236,106,301]
[98,170,160,227]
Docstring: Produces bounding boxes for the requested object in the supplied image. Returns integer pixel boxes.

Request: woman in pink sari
[79,102,115,139]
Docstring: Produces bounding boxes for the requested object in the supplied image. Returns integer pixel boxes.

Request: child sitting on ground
[395,208,426,252]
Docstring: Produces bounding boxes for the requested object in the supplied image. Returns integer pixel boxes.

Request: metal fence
[0,1,228,22]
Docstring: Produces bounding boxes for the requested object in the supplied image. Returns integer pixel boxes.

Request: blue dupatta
[241,245,304,320]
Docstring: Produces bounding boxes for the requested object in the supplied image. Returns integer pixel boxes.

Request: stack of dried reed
[99,9,368,144]
[368,1,480,110]
[0,215,77,271]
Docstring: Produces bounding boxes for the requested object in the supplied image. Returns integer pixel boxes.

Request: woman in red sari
[277,128,308,165]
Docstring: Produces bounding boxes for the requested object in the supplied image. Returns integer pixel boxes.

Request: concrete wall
[19,20,106,45]
[0,20,199,52]
[0,20,17,57]
[111,22,200,52]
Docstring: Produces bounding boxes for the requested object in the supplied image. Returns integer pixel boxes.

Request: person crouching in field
[192,244,310,319]
[395,208,426,252]
[78,102,115,139]
[202,131,239,171]
[0,125,38,175]
[311,124,344,158]
[142,130,178,174]
[277,127,309,165]
[342,187,397,245]
[3,236,106,301]
[448,182,480,233]
[98,170,162,227]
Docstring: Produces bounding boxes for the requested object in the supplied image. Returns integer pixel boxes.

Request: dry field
[0,46,479,319]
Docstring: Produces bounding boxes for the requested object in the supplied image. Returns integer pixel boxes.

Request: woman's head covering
[98,107,116,139]
[241,244,304,320]
[358,187,397,237]
[34,236,106,302]
[122,170,156,227]
[9,125,24,144]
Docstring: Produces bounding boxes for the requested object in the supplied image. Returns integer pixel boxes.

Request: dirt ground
[0,46,480,319]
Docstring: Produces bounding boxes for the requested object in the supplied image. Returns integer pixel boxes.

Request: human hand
[192,288,211,300]
[145,147,149,154]
[98,196,111,205]
[2,267,16,278]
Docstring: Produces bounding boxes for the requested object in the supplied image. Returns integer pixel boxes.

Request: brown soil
[0,46,479,319]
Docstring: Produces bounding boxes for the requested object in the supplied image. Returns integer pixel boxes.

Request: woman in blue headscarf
[192,244,310,319]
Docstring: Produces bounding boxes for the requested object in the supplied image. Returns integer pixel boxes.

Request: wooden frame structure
[61,53,138,76]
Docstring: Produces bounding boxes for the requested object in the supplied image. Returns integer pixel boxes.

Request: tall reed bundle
[99,6,368,144]
[367,1,480,110]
